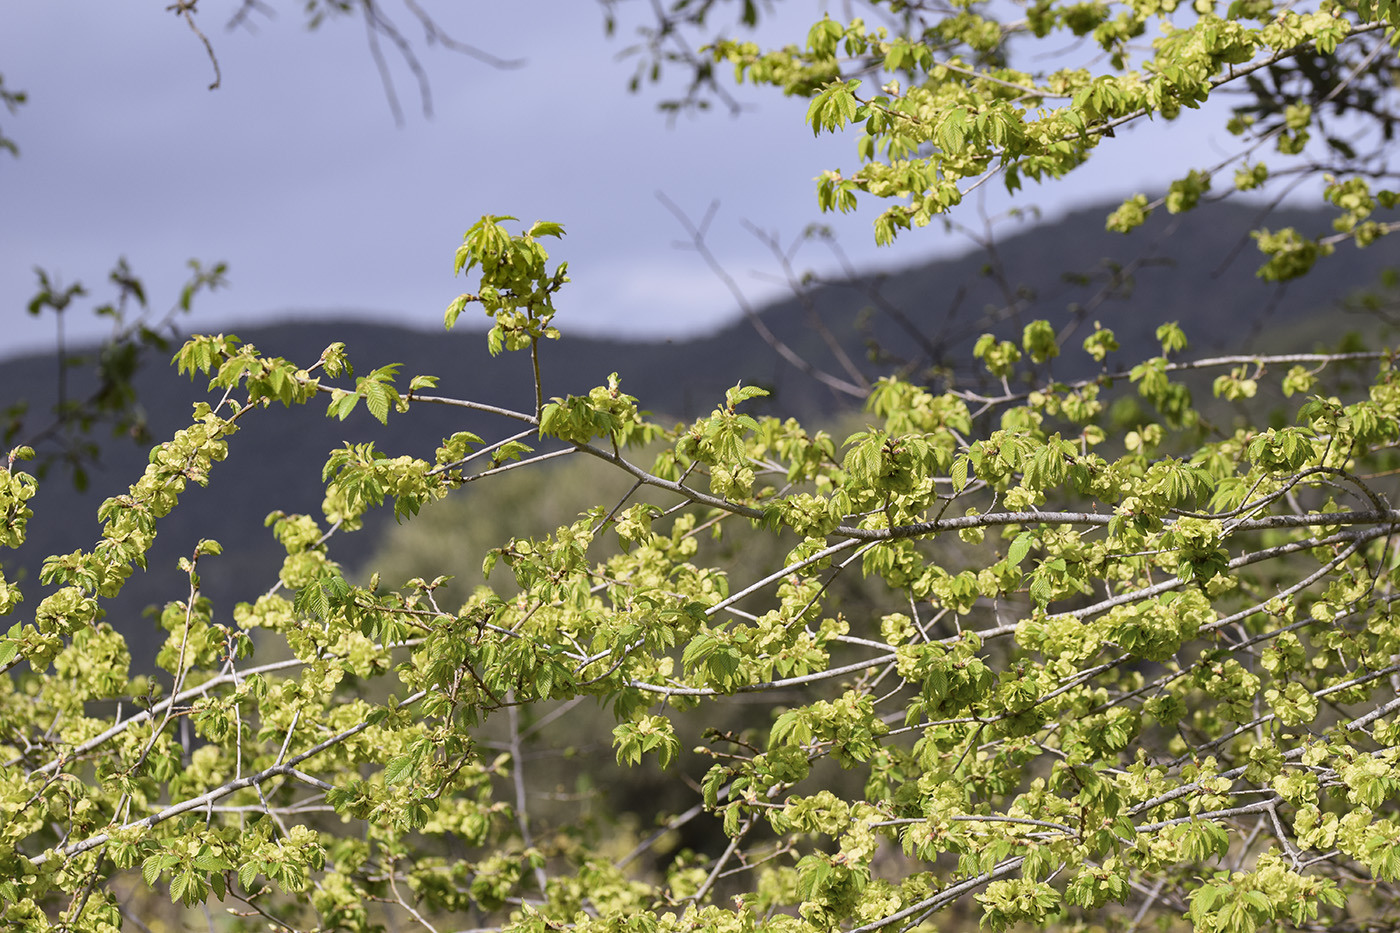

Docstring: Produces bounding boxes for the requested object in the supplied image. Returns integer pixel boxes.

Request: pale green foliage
[5,214,1400,933]
[8,1,1400,932]
[713,0,1399,271]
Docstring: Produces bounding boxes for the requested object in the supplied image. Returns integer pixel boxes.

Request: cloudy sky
[0,1,1235,359]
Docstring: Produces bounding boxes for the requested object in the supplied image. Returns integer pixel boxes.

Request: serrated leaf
[365,385,391,425]
[702,766,725,808]
[444,294,470,330]
[1029,573,1053,608]
[951,455,970,493]
[383,755,415,785]
[169,869,190,904]
[142,854,165,887]
[193,851,229,872]
[1008,532,1034,567]
[939,109,967,152]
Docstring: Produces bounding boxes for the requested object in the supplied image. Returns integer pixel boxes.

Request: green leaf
[383,755,416,785]
[527,220,566,239]
[1029,572,1054,608]
[141,854,167,887]
[444,294,471,330]
[1008,532,1034,567]
[951,455,971,493]
[169,868,190,904]
[806,80,862,135]
[365,384,392,425]
[939,108,968,152]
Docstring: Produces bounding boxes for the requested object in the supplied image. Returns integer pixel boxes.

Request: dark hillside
[2,199,1395,668]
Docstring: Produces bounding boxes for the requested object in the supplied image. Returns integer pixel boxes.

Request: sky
[0,0,1241,360]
